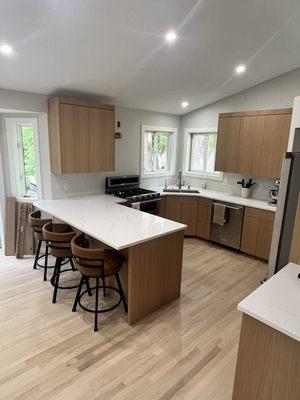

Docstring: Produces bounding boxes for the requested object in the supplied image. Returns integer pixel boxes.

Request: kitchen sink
[163,188,200,193]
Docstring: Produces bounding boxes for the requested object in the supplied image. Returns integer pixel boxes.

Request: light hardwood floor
[0,239,266,400]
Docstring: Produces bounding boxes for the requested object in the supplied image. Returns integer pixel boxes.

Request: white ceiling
[1,0,300,115]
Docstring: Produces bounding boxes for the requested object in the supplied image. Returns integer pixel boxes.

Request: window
[141,125,177,177]
[5,118,41,199]
[183,128,223,181]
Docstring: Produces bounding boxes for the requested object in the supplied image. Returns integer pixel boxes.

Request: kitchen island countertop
[34,194,186,250]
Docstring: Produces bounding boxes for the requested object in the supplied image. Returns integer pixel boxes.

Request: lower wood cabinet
[165,196,198,235]
[241,207,275,260]
[196,198,213,240]
[165,196,212,237]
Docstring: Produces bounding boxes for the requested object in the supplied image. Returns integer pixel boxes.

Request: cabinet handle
[213,202,243,211]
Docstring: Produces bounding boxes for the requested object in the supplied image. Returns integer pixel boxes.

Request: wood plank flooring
[0,238,266,400]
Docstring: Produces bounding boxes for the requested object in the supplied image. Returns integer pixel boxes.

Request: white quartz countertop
[151,187,276,212]
[34,194,186,250]
[238,263,300,342]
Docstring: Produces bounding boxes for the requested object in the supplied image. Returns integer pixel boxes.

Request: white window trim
[183,127,224,181]
[141,124,177,178]
[5,117,42,199]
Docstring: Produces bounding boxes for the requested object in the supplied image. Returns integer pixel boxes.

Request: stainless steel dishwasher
[210,201,245,250]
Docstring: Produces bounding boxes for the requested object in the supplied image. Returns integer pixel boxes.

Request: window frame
[183,127,224,181]
[5,117,42,200]
[141,124,177,178]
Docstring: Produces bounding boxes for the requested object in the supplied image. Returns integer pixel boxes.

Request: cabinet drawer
[244,207,275,221]
[166,196,198,205]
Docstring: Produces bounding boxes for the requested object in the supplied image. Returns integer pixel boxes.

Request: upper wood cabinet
[215,109,292,178]
[215,116,241,173]
[48,97,115,174]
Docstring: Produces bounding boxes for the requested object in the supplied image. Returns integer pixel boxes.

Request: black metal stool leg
[43,244,49,281]
[52,258,62,304]
[94,277,99,332]
[69,258,76,271]
[33,240,42,270]
[85,277,92,296]
[115,273,128,313]
[72,276,85,312]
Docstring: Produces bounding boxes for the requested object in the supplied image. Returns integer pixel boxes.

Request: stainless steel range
[106,175,160,214]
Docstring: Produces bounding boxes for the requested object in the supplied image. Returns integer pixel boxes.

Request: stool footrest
[78,286,122,314]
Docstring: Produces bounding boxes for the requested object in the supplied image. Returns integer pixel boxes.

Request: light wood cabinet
[165,196,212,237]
[215,109,292,178]
[215,116,241,173]
[196,198,212,239]
[241,207,275,260]
[48,97,115,174]
[233,314,300,400]
[165,196,198,235]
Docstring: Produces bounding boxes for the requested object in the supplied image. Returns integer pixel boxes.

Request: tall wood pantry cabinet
[48,97,115,174]
[215,108,292,178]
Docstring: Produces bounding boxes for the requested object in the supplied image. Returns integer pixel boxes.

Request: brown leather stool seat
[42,222,91,304]
[71,233,127,332]
[28,210,54,281]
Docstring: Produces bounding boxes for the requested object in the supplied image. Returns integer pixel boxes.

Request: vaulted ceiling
[0,0,300,114]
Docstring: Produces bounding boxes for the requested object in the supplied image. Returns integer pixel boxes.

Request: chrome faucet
[177,169,184,189]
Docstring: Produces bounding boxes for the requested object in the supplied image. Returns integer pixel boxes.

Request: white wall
[51,105,181,198]
[0,88,47,113]
[181,68,300,199]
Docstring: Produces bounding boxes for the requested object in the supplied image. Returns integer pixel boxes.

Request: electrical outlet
[63,183,69,191]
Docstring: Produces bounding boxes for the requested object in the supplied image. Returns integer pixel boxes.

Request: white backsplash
[51,172,275,202]
[181,173,276,201]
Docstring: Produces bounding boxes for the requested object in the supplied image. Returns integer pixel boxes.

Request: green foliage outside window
[21,127,35,177]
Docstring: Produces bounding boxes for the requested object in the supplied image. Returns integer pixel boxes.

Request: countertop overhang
[238,263,300,342]
[34,194,186,250]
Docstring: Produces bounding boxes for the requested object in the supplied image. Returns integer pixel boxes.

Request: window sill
[141,172,175,179]
[16,196,38,203]
[183,171,224,181]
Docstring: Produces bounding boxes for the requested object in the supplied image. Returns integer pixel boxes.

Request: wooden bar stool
[71,233,128,332]
[42,222,91,304]
[28,210,54,281]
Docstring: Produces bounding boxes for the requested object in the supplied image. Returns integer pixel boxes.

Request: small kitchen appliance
[268,180,280,206]
[105,175,160,214]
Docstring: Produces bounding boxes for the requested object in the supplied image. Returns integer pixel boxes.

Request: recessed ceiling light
[235,64,246,74]
[0,44,13,55]
[181,101,189,108]
[165,31,177,43]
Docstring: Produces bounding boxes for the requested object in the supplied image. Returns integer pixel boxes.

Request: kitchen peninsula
[34,194,186,325]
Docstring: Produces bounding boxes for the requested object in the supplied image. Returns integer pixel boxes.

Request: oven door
[132,199,160,215]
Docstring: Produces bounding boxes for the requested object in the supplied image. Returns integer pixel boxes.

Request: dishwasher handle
[213,202,243,211]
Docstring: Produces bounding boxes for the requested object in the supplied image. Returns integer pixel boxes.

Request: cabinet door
[240,215,259,257]
[89,108,115,172]
[256,219,274,260]
[196,198,212,240]
[241,208,275,260]
[165,200,182,223]
[159,197,166,218]
[236,116,265,176]
[259,114,291,178]
[181,204,197,235]
[60,104,90,173]
[215,116,241,173]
